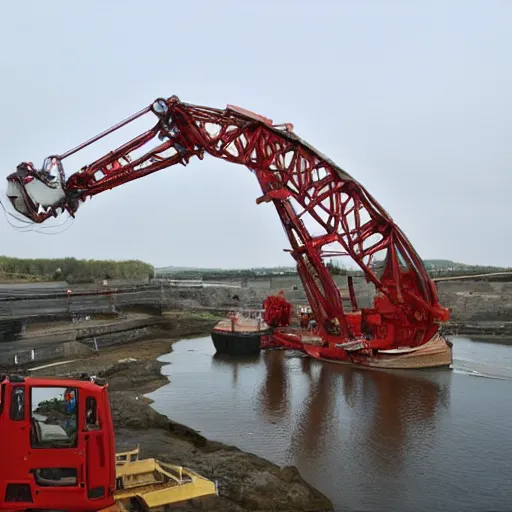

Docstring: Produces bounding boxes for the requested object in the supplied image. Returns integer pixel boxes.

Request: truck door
[0,382,34,507]
[81,389,113,503]
[26,384,86,509]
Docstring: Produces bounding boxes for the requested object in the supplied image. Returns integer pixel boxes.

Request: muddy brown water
[147,336,512,512]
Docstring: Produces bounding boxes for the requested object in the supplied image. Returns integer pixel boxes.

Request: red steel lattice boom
[5,95,450,354]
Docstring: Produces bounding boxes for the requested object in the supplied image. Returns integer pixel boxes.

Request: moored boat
[211,309,272,355]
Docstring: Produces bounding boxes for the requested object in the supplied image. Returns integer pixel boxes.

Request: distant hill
[156,265,296,274]
[155,260,511,281]
[155,265,298,279]
[422,259,509,271]
[158,260,507,273]
[157,266,223,272]
[422,259,467,270]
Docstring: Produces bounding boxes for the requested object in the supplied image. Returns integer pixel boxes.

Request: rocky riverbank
[27,312,334,512]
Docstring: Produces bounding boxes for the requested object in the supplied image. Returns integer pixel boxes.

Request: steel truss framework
[6,96,449,351]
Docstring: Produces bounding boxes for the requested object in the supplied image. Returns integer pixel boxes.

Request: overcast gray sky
[0,0,510,269]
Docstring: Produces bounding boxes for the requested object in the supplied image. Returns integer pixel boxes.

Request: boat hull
[301,334,453,370]
[211,329,270,355]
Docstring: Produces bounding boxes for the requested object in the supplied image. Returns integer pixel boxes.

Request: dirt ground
[26,318,333,512]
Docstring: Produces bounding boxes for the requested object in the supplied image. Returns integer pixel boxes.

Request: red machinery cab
[0,374,116,511]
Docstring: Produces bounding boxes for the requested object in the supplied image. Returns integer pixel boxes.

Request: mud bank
[26,315,333,512]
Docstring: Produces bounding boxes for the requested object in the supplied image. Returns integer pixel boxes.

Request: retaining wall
[0,341,92,367]
[0,317,161,368]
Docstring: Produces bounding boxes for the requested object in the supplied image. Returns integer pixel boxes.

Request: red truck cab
[0,374,116,511]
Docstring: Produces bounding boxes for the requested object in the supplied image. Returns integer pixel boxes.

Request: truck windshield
[31,386,78,449]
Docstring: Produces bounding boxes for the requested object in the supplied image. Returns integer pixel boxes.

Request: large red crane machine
[5,95,452,369]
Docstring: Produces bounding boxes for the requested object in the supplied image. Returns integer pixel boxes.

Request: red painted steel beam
[5,95,450,350]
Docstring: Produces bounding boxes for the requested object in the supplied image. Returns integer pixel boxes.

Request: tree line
[0,256,154,283]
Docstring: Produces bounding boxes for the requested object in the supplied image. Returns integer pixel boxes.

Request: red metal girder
[5,95,450,350]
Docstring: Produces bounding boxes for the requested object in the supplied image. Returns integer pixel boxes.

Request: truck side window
[85,396,100,430]
[10,386,25,421]
[31,386,77,449]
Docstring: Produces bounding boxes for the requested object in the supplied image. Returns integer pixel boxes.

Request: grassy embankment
[0,256,154,283]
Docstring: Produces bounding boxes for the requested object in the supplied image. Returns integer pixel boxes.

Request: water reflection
[257,350,291,419]
[148,337,512,512]
[355,367,451,476]
[290,363,341,460]
[257,350,452,478]
[211,352,261,385]
[300,354,314,379]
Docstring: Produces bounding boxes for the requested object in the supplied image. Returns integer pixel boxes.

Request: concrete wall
[0,340,92,367]
[3,275,507,325]
[197,275,512,322]
[0,281,69,295]
[0,317,161,368]
[161,276,375,310]
[79,326,154,351]
[0,288,162,319]
[0,277,377,321]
